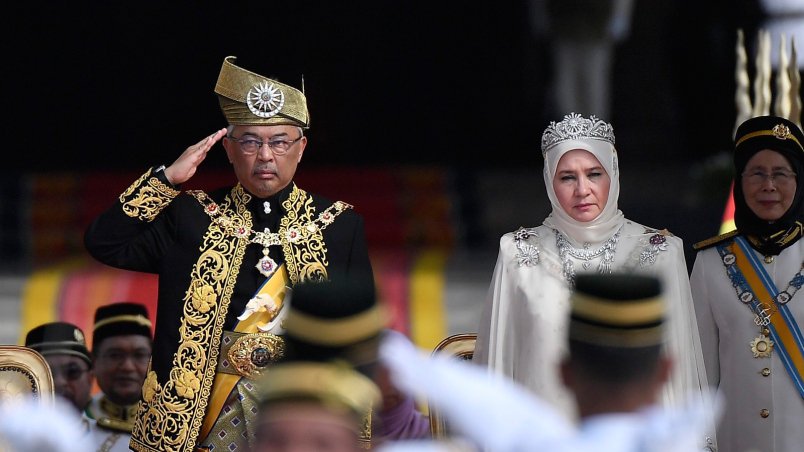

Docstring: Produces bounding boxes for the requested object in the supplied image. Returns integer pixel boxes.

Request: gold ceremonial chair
[428,332,476,439]
[0,345,55,407]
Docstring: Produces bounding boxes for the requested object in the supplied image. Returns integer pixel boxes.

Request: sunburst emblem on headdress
[247,81,285,118]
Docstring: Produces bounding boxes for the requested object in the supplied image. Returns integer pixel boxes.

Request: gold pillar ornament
[774,33,792,120]
[735,28,803,130]
[789,37,802,129]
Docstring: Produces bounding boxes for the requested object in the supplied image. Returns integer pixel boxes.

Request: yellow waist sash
[198,264,289,442]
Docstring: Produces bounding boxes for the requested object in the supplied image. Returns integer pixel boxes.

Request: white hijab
[542,138,625,245]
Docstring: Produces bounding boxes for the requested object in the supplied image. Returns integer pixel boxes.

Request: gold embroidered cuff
[119,168,181,221]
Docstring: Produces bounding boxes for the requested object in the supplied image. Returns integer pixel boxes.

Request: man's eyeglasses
[227,135,303,156]
[741,170,797,187]
[51,363,90,382]
[97,350,151,366]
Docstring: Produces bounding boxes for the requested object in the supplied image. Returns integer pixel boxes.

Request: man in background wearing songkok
[86,302,153,436]
[25,321,94,413]
[24,321,131,451]
[84,55,375,451]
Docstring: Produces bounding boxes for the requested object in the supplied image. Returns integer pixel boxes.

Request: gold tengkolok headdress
[540,112,616,156]
[215,56,309,128]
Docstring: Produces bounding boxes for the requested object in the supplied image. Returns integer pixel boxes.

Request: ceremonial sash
[717,237,804,398]
[198,264,290,442]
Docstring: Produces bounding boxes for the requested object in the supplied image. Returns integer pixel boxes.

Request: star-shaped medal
[256,255,278,278]
[750,335,774,358]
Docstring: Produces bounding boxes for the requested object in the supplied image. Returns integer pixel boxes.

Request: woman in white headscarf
[473,112,715,450]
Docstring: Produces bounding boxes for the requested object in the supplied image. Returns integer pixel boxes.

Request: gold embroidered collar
[192,184,349,248]
[189,184,352,280]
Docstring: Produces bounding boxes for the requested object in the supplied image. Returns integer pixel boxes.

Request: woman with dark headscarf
[691,115,804,452]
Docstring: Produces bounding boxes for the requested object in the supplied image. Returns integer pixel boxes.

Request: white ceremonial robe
[691,239,804,452]
[475,219,715,449]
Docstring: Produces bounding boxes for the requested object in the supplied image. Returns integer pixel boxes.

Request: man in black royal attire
[84,55,375,452]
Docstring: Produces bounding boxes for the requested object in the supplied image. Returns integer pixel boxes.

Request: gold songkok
[258,361,380,425]
[569,273,666,348]
[214,56,309,128]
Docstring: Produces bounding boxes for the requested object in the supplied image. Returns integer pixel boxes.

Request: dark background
[0,0,784,271]
[6,1,764,171]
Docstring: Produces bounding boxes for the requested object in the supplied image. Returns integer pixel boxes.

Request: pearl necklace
[554,226,622,285]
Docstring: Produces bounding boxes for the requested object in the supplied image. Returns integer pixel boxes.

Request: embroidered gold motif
[190,282,217,314]
[175,370,201,398]
[281,186,331,284]
[142,371,159,403]
[131,189,247,452]
[120,169,181,221]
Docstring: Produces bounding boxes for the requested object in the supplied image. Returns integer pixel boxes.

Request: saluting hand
[163,128,228,185]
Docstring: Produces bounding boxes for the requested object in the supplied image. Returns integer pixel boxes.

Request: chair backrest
[428,332,476,439]
[0,345,55,407]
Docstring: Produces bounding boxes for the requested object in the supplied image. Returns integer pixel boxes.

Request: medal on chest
[255,229,279,278]
[245,227,282,278]
[750,327,774,358]
[739,262,803,359]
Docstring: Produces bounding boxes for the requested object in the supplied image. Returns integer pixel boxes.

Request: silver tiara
[541,113,616,155]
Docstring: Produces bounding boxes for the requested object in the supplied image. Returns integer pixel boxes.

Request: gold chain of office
[190,190,351,249]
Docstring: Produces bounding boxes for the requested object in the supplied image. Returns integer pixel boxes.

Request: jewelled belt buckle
[227,333,285,379]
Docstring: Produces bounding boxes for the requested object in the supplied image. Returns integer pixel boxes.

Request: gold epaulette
[693,230,739,251]
[97,417,134,433]
[656,228,675,237]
